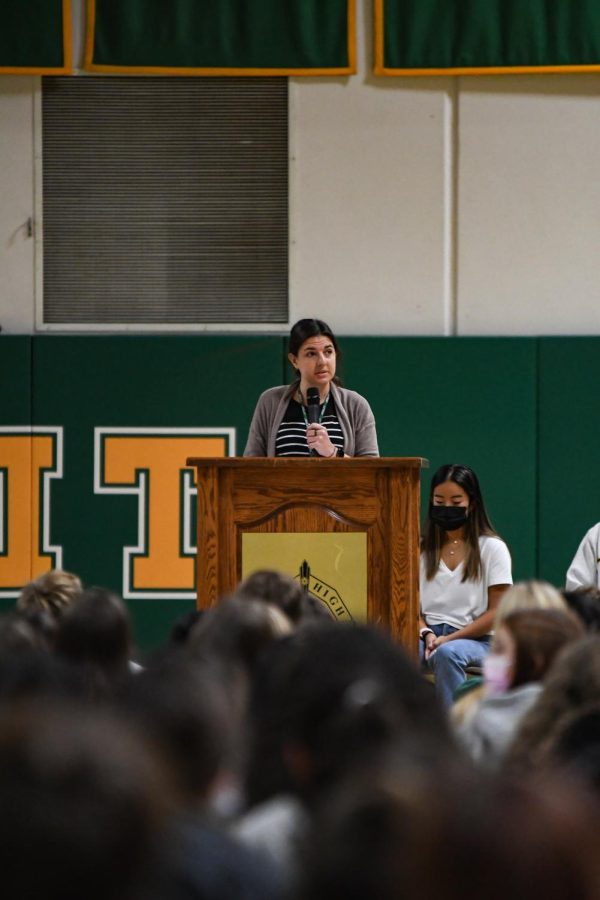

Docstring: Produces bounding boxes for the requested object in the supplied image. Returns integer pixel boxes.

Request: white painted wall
[458,75,600,335]
[1,0,599,335]
[0,78,36,333]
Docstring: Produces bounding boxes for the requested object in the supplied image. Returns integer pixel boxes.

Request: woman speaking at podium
[244,318,379,457]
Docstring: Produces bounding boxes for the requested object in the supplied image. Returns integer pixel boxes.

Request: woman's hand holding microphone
[306,423,337,457]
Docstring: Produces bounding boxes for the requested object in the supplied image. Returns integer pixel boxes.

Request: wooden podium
[185,457,428,653]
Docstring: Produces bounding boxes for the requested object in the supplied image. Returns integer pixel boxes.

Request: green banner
[0,0,70,73]
[376,0,600,74]
[86,0,355,74]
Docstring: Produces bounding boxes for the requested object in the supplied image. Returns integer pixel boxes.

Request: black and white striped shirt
[275,398,344,457]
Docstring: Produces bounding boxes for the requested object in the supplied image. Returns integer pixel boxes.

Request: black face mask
[430,506,468,531]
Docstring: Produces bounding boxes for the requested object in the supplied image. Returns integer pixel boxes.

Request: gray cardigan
[243,383,379,457]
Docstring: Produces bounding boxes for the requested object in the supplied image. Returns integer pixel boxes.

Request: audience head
[300,766,600,900]
[235,569,306,624]
[0,611,50,655]
[0,651,83,709]
[485,607,583,694]
[17,568,82,623]
[494,579,566,630]
[0,699,169,900]
[120,657,240,810]
[0,613,85,707]
[55,587,134,699]
[187,594,292,676]
[561,586,600,632]
[550,704,600,792]
[168,608,204,646]
[508,634,600,772]
[244,622,453,809]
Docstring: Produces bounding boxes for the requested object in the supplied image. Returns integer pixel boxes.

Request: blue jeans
[420,623,490,709]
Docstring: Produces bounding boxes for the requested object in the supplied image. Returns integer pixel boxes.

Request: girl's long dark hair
[288,318,343,392]
[421,464,499,582]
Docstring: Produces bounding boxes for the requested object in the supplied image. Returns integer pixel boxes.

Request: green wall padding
[343,337,537,581]
[0,336,31,425]
[538,338,600,588]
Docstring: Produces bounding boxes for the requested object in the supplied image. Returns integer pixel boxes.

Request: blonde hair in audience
[453,580,568,727]
[17,569,82,621]
[494,579,566,631]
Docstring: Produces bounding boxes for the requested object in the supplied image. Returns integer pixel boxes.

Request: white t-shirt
[566,522,600,590]
[420,535,512,631]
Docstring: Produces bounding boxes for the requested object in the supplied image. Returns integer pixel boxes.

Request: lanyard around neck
[300,392,330,428]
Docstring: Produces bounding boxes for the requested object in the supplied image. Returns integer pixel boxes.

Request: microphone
[306,387,320,424]
[306,387,320,456]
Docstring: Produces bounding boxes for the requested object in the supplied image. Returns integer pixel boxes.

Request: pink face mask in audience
[483,652,512,695]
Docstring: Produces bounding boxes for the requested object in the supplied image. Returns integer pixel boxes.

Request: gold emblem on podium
[241,532,367,622]
[297,559,353,621]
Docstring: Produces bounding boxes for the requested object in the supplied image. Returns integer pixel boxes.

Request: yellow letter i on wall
[0,428,63,597]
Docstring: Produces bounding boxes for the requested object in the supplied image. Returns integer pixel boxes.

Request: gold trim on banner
[376,64,600,77]
[84,0,96,73]
[0,0,73,75]
[373,0,600,77]
[374,0,385,75]
[84,0,356,76]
